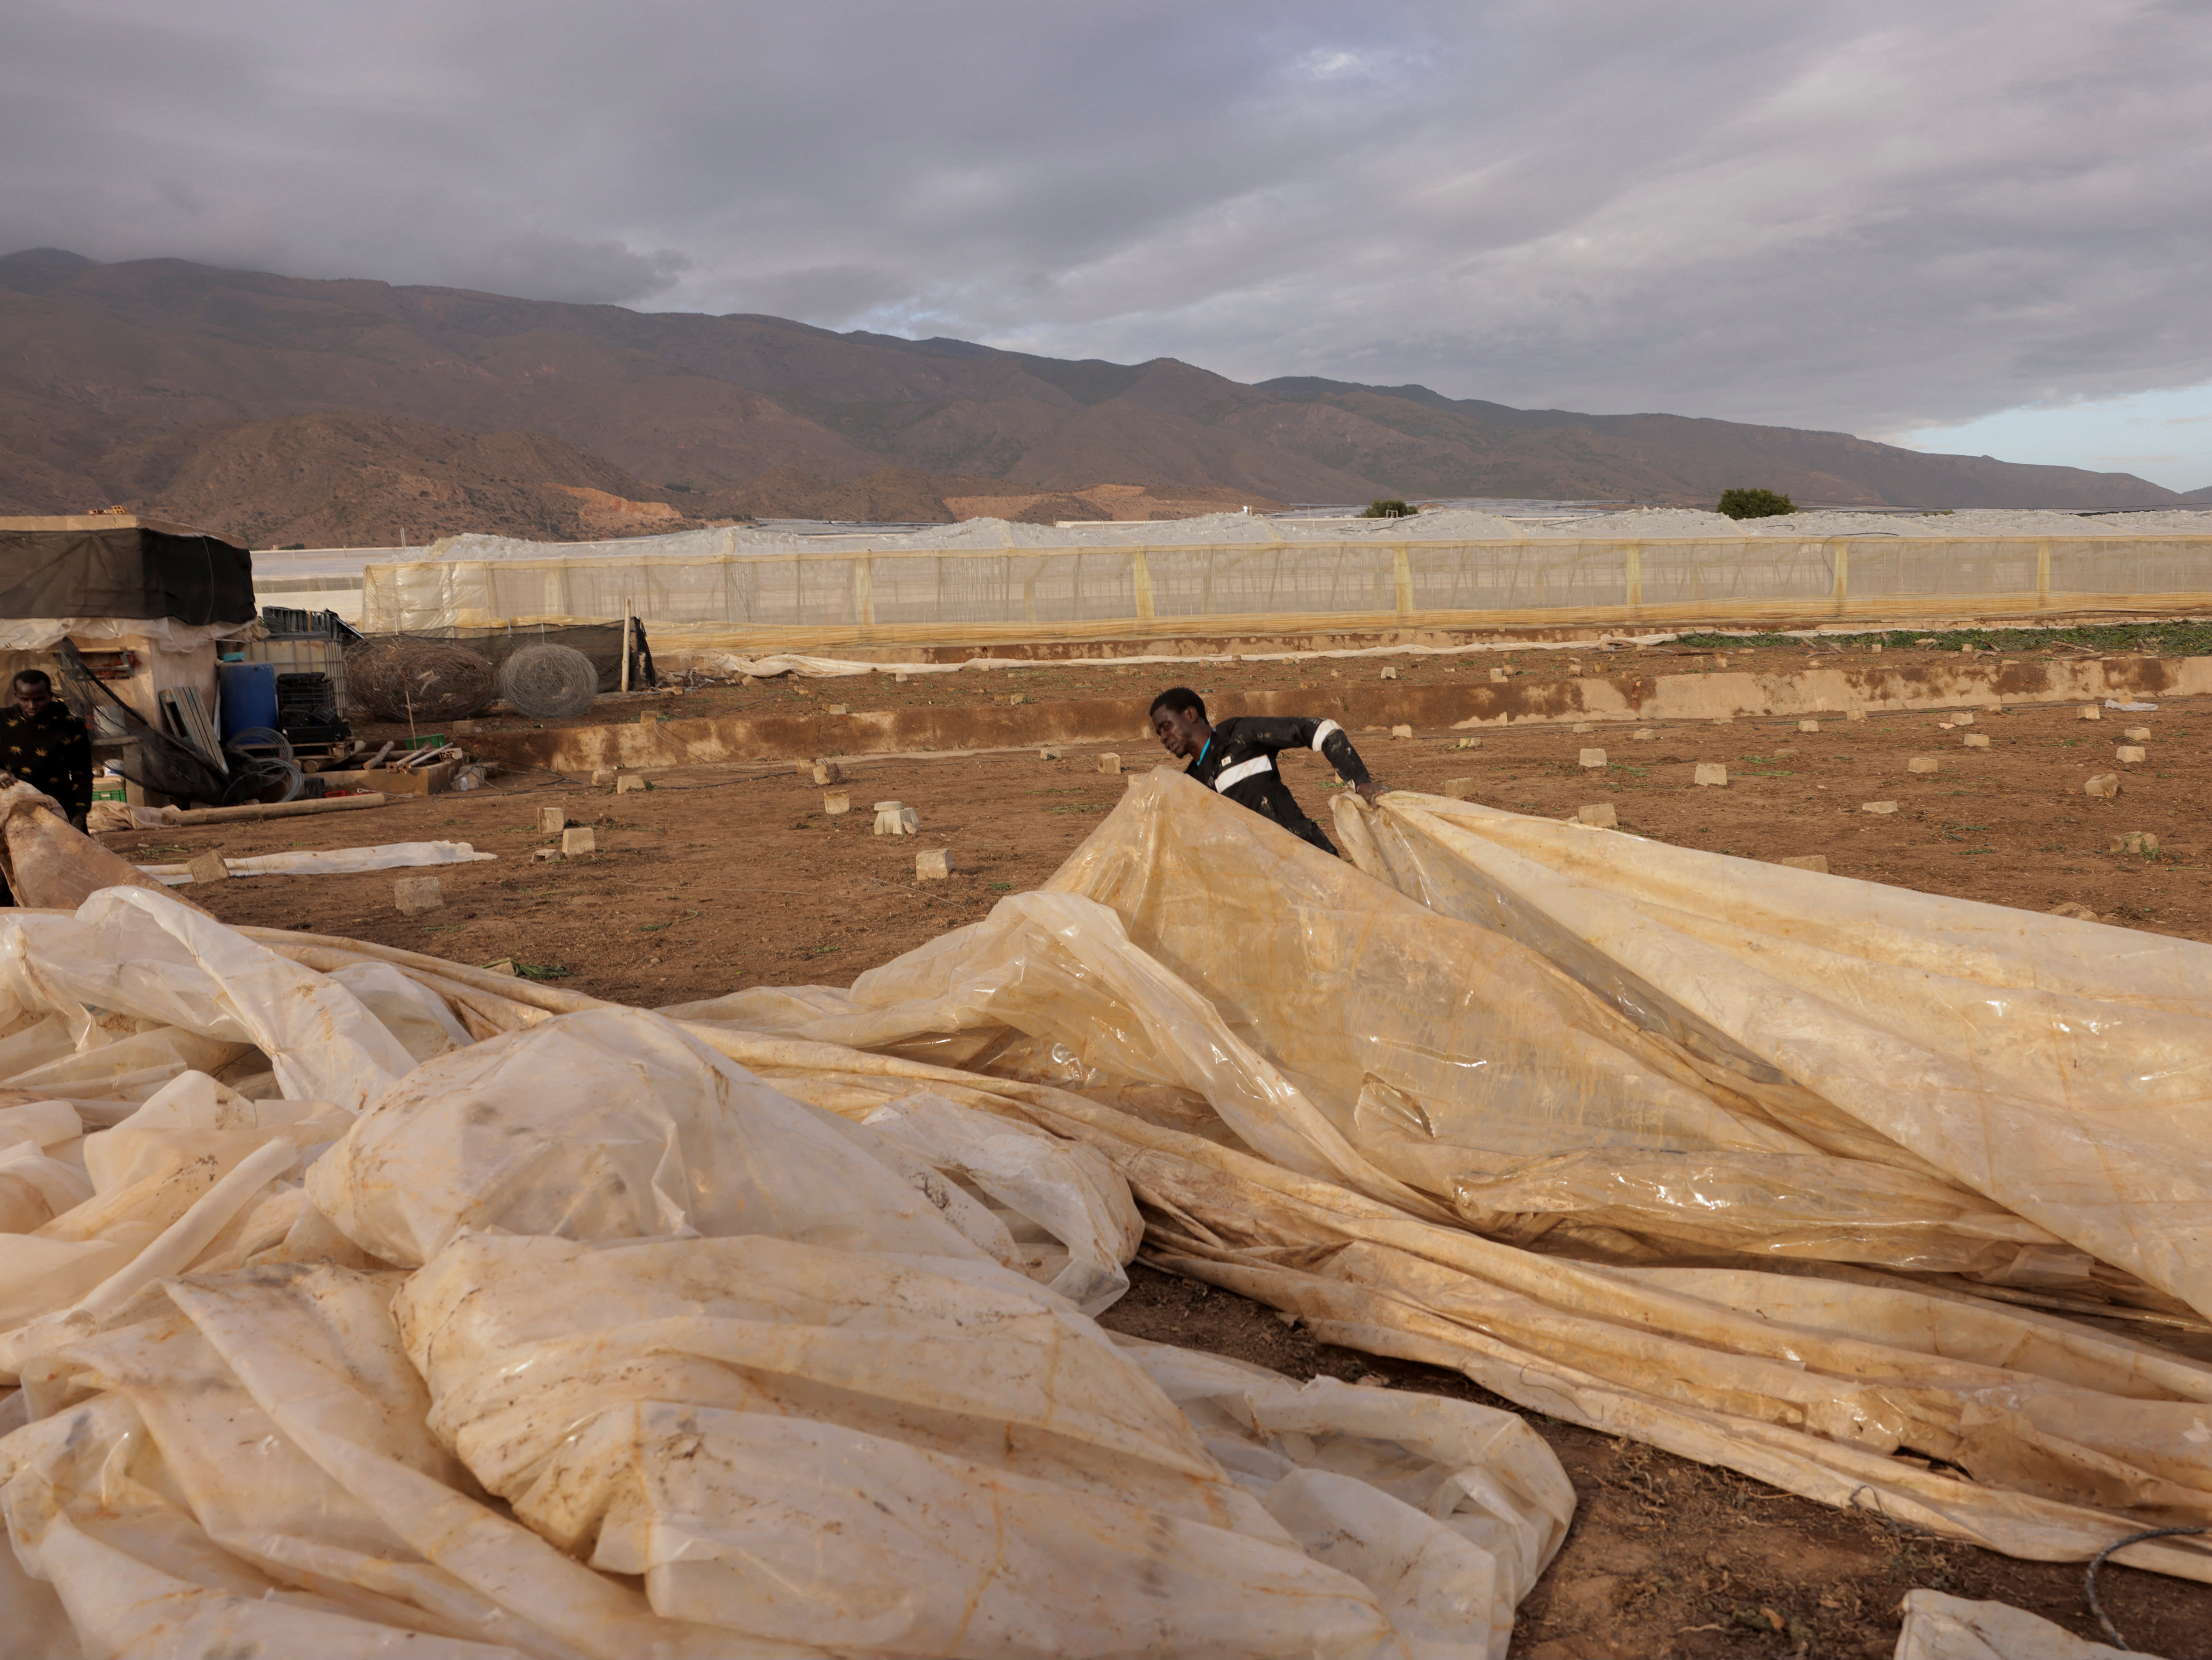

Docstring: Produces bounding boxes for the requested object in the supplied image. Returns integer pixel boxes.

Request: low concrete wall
[467,653,2212,774]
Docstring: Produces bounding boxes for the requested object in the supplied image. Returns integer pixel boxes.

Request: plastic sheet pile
[0,807,1571,1656]
[6,768,2212,1655]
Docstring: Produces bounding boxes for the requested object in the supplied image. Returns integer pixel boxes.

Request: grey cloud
[0,0,2205,438]
[444,235,692,305]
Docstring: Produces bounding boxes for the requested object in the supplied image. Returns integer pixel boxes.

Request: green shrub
[1360,498,1416,518]
[1715,487,1796,520]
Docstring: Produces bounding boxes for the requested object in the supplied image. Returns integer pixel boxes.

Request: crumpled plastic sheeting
[677,772,2117,1293]
[662,775,2212,1577]
[307,1008,1023,1271]
[1115,1338,1572,1658]
[396,1230,1559,1657]
[1330,789,2212,1321]
[138,841,498,885]
[0,782,191,913]
[0,984,1572,1657]
[1892,1589,2154,1658]
[0,888,414,1114]
[862,1089,1143,1315]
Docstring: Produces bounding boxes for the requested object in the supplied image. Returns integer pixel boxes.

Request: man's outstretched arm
[1233,715,1386,801]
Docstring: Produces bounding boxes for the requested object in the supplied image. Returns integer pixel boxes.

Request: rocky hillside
[0,246,2187,544]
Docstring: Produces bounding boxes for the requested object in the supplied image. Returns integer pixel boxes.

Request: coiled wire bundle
[344,641,496,724]
[496,642,600,719]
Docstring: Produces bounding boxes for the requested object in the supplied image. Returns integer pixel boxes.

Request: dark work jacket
[0,704,92,818]
[1182,715,1370,853]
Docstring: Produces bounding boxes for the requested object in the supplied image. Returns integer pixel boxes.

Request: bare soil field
[93,627,2212,1658]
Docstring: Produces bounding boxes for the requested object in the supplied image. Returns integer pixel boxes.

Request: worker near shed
[1149,687,1383,855]
[2,670,92,834]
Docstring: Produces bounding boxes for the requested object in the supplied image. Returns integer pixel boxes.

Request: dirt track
[94,638,2212,1658]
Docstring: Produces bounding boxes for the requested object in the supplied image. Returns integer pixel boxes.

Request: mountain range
[2,246,2201,548]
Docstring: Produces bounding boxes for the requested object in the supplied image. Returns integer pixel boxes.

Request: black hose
[2084,1525,2203,1651]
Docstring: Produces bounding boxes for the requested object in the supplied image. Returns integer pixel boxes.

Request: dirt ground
[92,624,2212,1658]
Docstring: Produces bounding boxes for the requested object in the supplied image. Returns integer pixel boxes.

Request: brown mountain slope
[109,412,712,547]
[0,248,2185,532]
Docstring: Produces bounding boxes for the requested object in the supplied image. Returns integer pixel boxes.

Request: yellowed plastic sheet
[0,873,1572,1653]
[10,775,2212,1656]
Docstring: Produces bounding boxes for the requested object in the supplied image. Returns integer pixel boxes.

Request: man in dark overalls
[1148,686,1383,855]
[0,668,94,906]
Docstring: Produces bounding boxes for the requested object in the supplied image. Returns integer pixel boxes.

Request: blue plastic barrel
[218,661,279,740]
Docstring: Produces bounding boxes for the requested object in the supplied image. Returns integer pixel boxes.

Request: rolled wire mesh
[343,640,496,724]
[496,642,600,719]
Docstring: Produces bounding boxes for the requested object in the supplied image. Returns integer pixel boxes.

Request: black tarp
[0,526,253,623]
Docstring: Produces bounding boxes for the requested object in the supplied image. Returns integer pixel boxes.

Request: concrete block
[1490,667,1509,682]
[1798,720,1819,733]
[2116,745,2147,764]
[1571,722,1592,734]
[894,671,910,683]
[1847,708,1867,721]
[1389,724,1413,739]
[2111,831,2159,855]
[916,848,953,880]
[874,802,919,835]
[1442,777,1476,799]
[1038,747,1062,760]
[1775,854,1829,873]
[186,849,228,885]
[794,760,815,776]
[827,704,849,716]
[1456,736,1482,748]
[615,775,646,794]
[531,847,565,863]
[592,769,616,786]
[1575,803,1618,828]
[1867,644,1883,653]
[2048,901,2098,920]
[536,806,566,833]
[1693,763,1728,787]
[2084,773,2121,798]
[1962,733,1990,748]
[823,791,851,815]
[638,710,655,725]
[1953,711,1975,726]
[1379,666,1398,680]
[1098,753,1122,774]
[812,760,843,785]
[561,826,596,855]
[1008,694,1027,705]
[1579,747,1607,769]
[394,875,444,913]
[2124,726,2153,742]
[1862,801,1898,814]
[1632,728,1657,742]
[2080,705,2102,721]
[1907,756,1939,773]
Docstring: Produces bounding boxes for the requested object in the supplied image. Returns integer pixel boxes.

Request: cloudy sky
[5,0,2209,486]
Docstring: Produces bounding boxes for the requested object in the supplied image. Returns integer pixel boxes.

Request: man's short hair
[1149,686,1206,722]
[12,669,52,694]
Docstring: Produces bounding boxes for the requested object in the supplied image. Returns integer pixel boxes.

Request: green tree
[1715,487,1796,520]
[1359,498,1416,518]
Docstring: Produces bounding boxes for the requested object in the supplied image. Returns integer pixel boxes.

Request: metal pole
[620,600,632,693]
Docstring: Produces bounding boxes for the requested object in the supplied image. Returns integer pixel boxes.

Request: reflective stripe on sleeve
[1309,719,1342,752]
[1214,756,1276,792]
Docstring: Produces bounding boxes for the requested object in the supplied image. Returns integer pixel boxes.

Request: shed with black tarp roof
[1,515,257,804]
